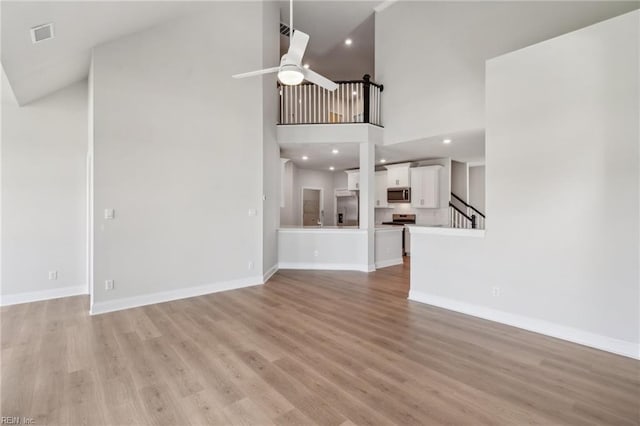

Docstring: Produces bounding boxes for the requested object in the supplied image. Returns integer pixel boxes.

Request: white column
[359,141,375,271]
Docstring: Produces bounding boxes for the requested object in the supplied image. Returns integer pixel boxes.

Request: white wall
[410,11,639,357]
[451,160,468,203]
[1,75,88,303]
[278,228,369,271]
[90,4,272,312]
[468,165,485,213]
[376,1,640,145]
[261,1,280,279]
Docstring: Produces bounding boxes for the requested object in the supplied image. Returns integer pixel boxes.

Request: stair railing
[450,193,485,229]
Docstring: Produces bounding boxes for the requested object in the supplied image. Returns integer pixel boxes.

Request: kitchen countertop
[278,225,403,231]
[406,224,485,237]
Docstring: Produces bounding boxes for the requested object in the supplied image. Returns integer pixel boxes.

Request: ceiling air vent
[280,22,291,37]
[30,23,55,44]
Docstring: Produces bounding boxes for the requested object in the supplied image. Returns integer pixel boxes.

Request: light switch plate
[104,208,115,220]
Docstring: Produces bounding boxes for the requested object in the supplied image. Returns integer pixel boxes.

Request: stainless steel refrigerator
[335,190,359,226]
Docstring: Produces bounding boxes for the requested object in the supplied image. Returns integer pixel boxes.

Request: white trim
[279,262,371,272]
[409,290,640,360]
[407,225,485,238]
[90,276,263,315]
[375,258,403,269]
[263,264,279,283]
[278,227,366,234]
[1,285,87,306]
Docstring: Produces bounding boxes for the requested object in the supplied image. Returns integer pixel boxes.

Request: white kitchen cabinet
[411,165,442,208]
[385,163,411,188]
[375,171,389,208]
[345,170,360,191]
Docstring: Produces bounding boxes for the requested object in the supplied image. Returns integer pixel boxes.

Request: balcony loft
[278,74,383,127]
[277,74,383,145]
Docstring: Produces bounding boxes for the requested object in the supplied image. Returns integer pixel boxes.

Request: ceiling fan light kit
[278,65,304,86]
[232,0,338,92]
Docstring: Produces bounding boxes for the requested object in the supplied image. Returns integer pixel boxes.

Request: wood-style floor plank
[1,259,638,425]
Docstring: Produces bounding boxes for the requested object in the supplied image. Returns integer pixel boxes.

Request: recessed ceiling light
[302,156,308,160]
[380,159,386,163]
[345,38,352,46]
[332,149,339,154]
[303,63,310,69]
[443,139,452,144]
[329,166,335,171]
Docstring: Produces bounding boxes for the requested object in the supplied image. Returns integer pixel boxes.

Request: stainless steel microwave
[387,188,411,203]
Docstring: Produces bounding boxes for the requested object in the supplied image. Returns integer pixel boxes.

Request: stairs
[449,193,485,229]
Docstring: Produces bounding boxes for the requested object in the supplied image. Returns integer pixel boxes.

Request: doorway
[302,188,323,226]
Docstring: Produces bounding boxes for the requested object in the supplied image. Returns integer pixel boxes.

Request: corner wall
[90,3,270,313]
[262,1,280,280]
[410,11,640,357]
[1,74,88,304]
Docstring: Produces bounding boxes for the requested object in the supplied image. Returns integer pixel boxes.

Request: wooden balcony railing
[278,74,383,126]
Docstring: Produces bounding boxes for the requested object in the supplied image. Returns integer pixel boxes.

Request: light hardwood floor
[2,260,639,425]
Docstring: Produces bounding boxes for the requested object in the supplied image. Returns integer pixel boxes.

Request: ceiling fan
[232,0,338,92]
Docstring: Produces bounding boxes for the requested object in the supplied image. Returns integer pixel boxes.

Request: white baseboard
[409,290,640,360]
[263,264,279,283]
[1,285,87,307]
[279,262,371,273]
[90,275,263,315]
[375,258,403,269]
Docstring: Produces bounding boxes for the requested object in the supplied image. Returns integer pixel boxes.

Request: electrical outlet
[492,286,501,297]
[48,270,58,280]
[248,261,254,270]
[105,280,114,291]
[313,250,319,257]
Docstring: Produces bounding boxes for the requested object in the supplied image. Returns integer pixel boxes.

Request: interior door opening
[302,188,323,226]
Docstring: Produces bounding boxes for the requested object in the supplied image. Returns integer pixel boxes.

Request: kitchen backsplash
[375,204,449,226]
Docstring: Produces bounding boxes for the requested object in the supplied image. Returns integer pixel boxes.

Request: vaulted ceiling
[1,1,378,106]
[2,1,637,107]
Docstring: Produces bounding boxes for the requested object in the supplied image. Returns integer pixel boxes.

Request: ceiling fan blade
[232,67,279,79]
[286,30,309,65]
[303,68,338,91]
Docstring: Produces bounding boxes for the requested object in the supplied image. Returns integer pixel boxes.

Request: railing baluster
[293,85,297,124]
[282,87,287,124]
[375,86,379,125]
[338,83,342,122]
[349,83,353,122]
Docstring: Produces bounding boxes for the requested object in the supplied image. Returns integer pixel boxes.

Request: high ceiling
[1,1,378,106]
[279,1,376,81]
[2,1,635,106]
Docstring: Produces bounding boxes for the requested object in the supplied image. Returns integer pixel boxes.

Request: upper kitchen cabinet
[345,170,360,191]
[411,165,442,208]
[385,163,411,188]
[375,171,389,208]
